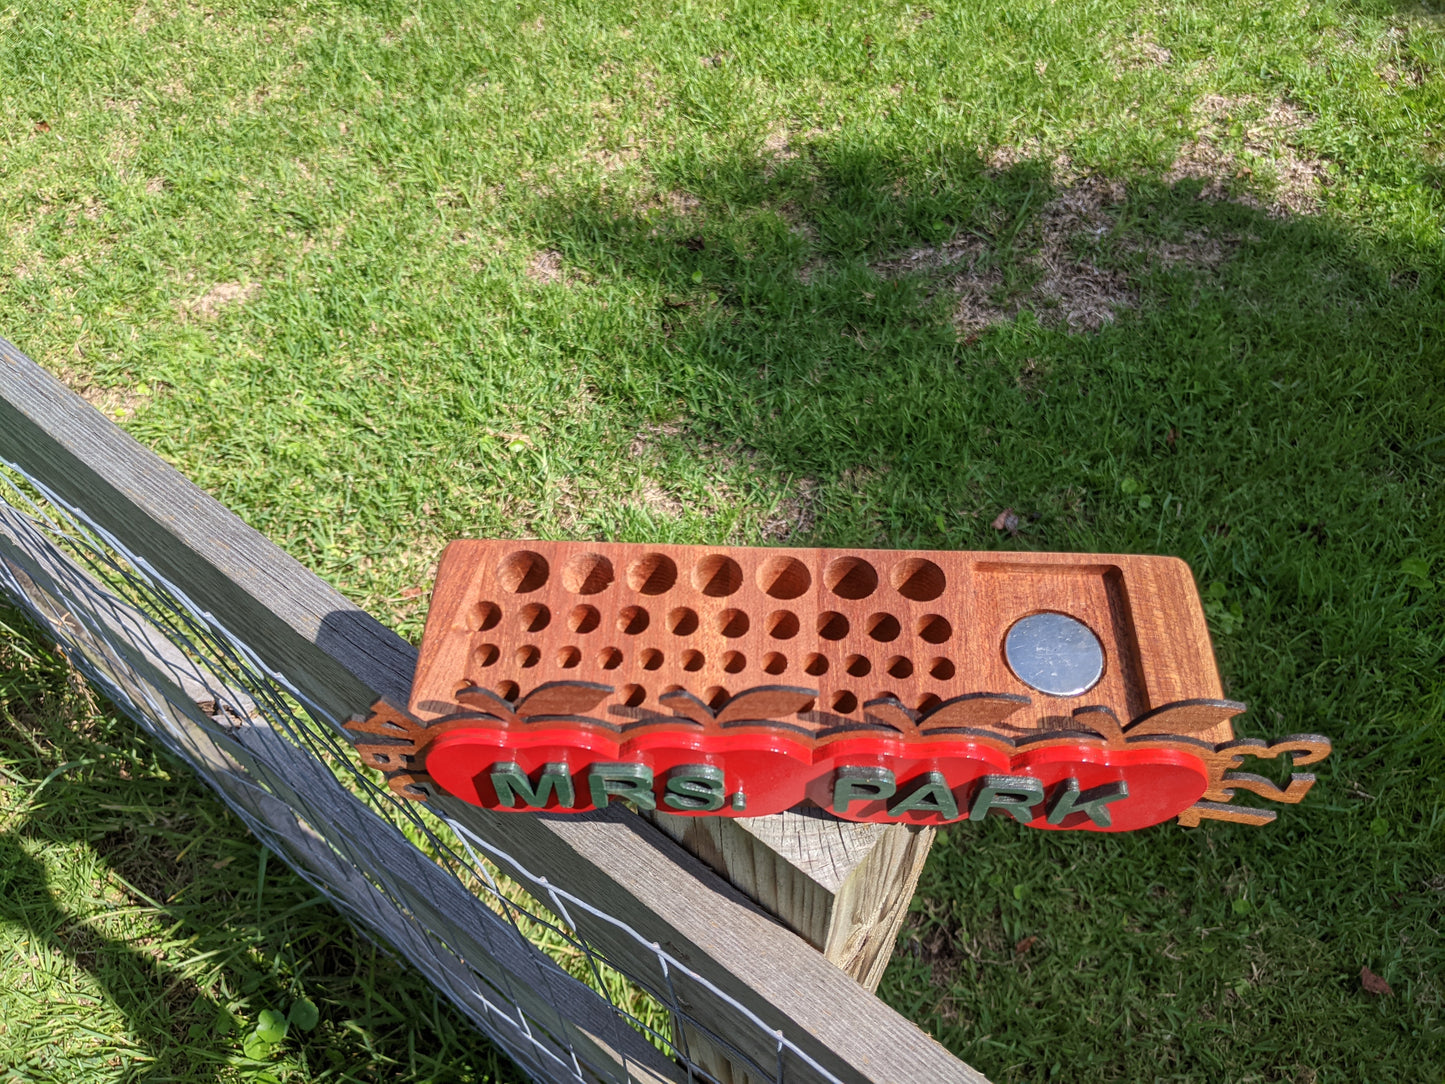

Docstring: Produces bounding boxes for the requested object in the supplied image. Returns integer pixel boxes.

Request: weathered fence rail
[0,339,985,1084]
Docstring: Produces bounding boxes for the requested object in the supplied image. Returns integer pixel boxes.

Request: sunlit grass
[2,0,1442,1079]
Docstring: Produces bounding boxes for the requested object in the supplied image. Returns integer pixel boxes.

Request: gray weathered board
[0,501,676,1084]
[0,339,986,1084]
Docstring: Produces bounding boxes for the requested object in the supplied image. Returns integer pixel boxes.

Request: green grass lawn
[3,0,1444,1079]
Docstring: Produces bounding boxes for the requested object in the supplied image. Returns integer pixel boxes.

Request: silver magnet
[1003,612,1105,697]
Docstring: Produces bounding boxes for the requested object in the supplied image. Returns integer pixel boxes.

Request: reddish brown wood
[411,543,1220,727]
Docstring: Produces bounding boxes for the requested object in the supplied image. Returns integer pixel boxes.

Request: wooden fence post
[651,811,932,1084]
[650,811,932,991]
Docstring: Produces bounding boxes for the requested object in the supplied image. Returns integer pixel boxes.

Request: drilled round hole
[640,648,664,671]
[475,601,501,631]
[667,607,699,636]
[831,690,858,714]
[918,614,952,644]
[495,680,520,702]
[473,642,500,668]
[692,554,743,597]
[721,651,746,674]
[916,693,942,713]
[886,655,914,679]
[766,610,800,639]
[891,557,946,602]
[803,653,829,676]
[681,649,704,672]
[597,647,623,670]
[497,550,549,593]
[620,684,647,708]
[718,609,750,638]
[704,686,730,710]
[563,552,614,595]
[570,604,601,634]
[762,652,787,675]
[874,690,899,705]
[818,611,849,640]
[929,657,955,680]
[557,646,581,669]
[627,553,678,595]
[517,602,551,633]
[866,613,901,643]
[515,645,540,668]
[757,555,811,599]
[617,606,650,635]
[824,556,878,600]
[844,654,872,677]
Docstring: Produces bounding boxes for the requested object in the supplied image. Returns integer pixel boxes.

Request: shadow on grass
[519,143,1441,556]
[514,140,1443,1080]
[0,609,526,1083]
[0,827,228,1082]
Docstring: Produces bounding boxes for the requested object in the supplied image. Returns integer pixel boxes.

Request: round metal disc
[1003,612,1105,698]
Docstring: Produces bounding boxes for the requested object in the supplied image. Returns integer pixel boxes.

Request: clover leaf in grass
[256,1008,289,1043]
[242,1007,289,1057]
[1203,582,1245,635]
[241,1030,273,1060]
[288,997,320,1031]
[1119,476,1153,510]
[1398,557,1434,590]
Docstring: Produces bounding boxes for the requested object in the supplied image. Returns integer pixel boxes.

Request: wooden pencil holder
[346,541,1329,831]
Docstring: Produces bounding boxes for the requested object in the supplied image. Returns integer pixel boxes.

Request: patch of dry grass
[1167,95,1329,216]
[875,170,1243,333]
[181,281,260,320]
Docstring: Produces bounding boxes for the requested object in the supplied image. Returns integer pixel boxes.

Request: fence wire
[0,457,850,1084]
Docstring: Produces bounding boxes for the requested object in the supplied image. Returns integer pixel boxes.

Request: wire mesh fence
[0,452,855,1084]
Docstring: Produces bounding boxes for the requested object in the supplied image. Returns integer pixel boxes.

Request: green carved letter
[588,762,656,810]
[490,762,575,809]
[968,774,1046,824]
[664,765,727,812]
[832,766,897,815]
[886,771,960,820]
[1045,778,1129,828]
